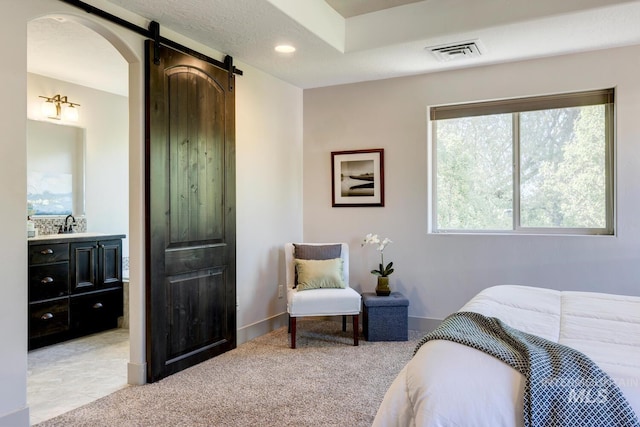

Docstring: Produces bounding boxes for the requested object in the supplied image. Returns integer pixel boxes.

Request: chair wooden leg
[342,315,347,332]
[353,314,359,346]
[290,317,297,349]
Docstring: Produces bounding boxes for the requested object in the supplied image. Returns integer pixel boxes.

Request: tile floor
[27,328,129,425]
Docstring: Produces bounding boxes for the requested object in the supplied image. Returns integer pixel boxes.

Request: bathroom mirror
[27,119,85,216]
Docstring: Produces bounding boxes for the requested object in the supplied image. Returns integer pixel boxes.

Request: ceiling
[27,0,640,96]
[28,16,128,96]
[325,0,424,18]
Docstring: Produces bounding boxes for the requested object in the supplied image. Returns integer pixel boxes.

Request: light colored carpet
[36,320,421,427]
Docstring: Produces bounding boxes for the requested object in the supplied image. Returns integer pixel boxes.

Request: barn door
[145,40,236,382]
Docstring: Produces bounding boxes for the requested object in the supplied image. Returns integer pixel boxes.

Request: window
[431,89,614,235]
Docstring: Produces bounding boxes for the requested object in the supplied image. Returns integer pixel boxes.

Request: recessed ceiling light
[275,45,296,54]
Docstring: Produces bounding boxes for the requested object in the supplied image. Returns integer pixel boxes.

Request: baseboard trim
[0,406,29,427]
[237,313,288,346]
[235,314,442,344]
[408,316,442,333]
[127,361,147,385]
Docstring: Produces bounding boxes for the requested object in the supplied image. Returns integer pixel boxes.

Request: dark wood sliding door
[145,40,236,382]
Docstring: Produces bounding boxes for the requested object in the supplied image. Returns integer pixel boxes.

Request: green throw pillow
[295,258,346,291]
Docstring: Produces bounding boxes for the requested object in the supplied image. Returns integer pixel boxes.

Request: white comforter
[373,285,640,427]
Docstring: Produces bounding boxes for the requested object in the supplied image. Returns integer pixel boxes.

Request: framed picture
[331,149,384,207]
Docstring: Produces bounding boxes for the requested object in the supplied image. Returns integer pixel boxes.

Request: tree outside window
[432,89,614,235]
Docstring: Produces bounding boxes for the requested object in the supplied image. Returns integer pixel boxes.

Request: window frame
[430,88,615,236]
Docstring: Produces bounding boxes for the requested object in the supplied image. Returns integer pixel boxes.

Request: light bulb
[64,105,79,122]
[41,100,57,118]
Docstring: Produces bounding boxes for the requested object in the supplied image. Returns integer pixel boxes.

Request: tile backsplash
[31,216,87,236]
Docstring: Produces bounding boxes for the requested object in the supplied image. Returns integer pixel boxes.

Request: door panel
[167,67,225,244]
[167,268,225,362]
[146,40,236,382]
[70,242,97,293]
[99,239,122,288]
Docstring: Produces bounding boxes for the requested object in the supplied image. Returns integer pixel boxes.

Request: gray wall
[303,45,640,324]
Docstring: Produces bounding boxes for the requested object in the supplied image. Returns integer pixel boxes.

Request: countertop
[28,232,126,244]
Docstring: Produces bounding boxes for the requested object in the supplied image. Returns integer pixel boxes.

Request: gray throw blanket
[415,311,640,427]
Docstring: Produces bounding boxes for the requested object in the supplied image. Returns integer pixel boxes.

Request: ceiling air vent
[427,40,483,62]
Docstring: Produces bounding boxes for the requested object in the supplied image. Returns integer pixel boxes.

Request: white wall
[303,45,640,325]
[0,2,28,424]
[27,73,129,257]
[235,63,303,337]
[1,1,303,425]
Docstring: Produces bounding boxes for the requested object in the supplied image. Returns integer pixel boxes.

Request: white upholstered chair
[285,243,362,349]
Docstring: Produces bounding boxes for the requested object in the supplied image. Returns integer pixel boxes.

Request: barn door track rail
[59,0,243,79]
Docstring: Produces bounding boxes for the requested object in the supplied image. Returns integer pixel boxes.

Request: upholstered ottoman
[362,292,409,341]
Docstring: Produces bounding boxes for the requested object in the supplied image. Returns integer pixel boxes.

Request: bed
[373,285,640,426]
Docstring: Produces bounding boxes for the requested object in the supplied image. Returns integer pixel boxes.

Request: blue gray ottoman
[362,292,409,341]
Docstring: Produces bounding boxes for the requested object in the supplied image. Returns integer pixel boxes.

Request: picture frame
[331,149,384,207]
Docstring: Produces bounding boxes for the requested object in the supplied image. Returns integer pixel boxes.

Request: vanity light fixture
[39,94,81,122]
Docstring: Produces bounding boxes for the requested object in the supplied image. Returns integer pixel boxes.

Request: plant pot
[376,276,391,296]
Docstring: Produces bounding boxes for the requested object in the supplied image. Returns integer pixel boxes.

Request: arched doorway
[26,12,143,423]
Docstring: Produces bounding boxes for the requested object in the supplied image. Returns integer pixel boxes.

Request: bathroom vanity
[28,232,125,350]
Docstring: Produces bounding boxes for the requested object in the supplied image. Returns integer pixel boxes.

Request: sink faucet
[59,214,76,234]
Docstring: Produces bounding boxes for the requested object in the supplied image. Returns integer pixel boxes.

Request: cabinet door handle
[40,248,54,255]
[40,313,54,320]
[41,277,54,284]
[92,302,104,309]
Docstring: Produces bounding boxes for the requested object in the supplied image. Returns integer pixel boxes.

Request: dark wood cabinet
[70,288,123,334]
[29,300,70,339]
[70,241,98,293]
[29,243,69,264]
[28,242,70,345]
[99,240,123,288]
[28,233,125,350]
[29,257,69,301]
[70,239,123,294]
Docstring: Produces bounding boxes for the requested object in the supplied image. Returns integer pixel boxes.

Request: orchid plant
[362,233,394,277]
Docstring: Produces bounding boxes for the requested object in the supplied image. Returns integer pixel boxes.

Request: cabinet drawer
[29,243,69,265]
[29,299,70,339]
[29,263,69,301]
[70,288,123,333]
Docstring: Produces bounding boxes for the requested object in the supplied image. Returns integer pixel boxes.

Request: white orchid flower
[363,233,380,245]
[362,233,394,277]
[378,237,392,251]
